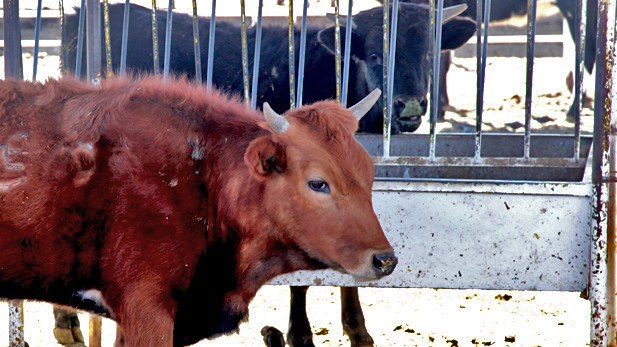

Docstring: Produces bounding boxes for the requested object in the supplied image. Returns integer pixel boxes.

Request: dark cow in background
[64,2,476,134]
[0,76,396,347]
[389,0,598,120]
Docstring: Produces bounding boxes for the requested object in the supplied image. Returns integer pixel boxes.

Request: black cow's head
[318,3,476,134]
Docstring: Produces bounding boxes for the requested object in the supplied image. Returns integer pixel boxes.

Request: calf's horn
[348,89,382,121]
[263,102,290,134]
[442,4,468,23]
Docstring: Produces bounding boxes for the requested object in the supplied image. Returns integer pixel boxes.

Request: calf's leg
[287,286,315,347]
[341,287,374,347]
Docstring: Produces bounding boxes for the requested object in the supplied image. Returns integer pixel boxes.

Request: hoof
[261,326,285,347]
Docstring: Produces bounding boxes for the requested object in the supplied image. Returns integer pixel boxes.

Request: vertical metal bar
[429,0,444,160]
[59,0,69,75]
[9,300,25,347]
[523,0,537,159]
[206,0,216,89]
[89,315,102,347]
[386,0,399,158]
[288,0,296,109]
[86,0,102,83]
[573,0,587,162]
[607,6,617,346]
[32,0,43,80]
[119,0,131,76]
[341,0,353,107]
[103,0,112,78]
[151,0,160,75]
[75,0,86,78]
[474,0,491,161]
[163,0,174,81]
[250,0,264,109]
[240,0,250,103]
[4,0,23,79]
[191,0,202,84]
[334,0,342,103]
[381,0,390,158]
[295,0,308,107]
[590,1,613,345]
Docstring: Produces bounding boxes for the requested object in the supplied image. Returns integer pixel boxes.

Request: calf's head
[319,3,476,134]
[244,90,396,279]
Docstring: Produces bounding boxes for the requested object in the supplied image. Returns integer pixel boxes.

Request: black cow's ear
[244,136,287,180]
[441,17,477,51]
[316,27,364,58]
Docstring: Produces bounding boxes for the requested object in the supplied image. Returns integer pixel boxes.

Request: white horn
[348,89,382,121]
[442,4,468,23]
[263,102,290,134]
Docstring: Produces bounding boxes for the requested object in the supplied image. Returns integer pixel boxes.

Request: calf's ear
[441,17,477,51]
[244,137,287,180]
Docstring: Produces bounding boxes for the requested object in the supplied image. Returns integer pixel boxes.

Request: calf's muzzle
[372,251,398,277]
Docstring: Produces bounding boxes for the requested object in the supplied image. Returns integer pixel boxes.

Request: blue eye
[308,180,330,194]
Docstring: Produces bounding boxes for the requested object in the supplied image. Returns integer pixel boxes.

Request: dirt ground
[0,0,598,346]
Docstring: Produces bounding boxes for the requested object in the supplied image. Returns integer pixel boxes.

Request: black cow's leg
[53,306,86,347]
[437,51,452,121]
[288,286,316,347]
[341,287,374,347]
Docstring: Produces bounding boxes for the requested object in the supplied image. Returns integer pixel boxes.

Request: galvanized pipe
[119,0,131,76]
[573,0,587,162]
[59,0,69,74]
[429,0,444,160]
[239,0,250,104]
[4,0,23,79]
[103,0,112,78]
[341,0,353,107]
[251,0,265,109]
[288,0,296,109]
[191,0,202,84]
[523,0,537,159]
[86,0,102,83]
[474,0,491,161]
[296,0,308,107]
[334,0,342,103]
[206,0,216,89]
[428,0,435,140]
[151,0,160,75]
[32,0,43,80]
[75,0,86,78]
[381,0,390,158]
[384,0,399,160]
[163,0,174,81]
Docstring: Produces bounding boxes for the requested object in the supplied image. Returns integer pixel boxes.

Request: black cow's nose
[372,251,398,277]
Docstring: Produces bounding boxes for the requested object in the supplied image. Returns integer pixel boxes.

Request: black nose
[372,251,398,277]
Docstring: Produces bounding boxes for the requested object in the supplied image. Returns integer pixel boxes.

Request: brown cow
[0,76,396,346]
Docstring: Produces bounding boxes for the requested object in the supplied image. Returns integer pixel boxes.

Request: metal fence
[1,0,616,345]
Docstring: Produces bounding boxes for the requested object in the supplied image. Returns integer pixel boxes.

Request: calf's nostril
[372,252,398,277]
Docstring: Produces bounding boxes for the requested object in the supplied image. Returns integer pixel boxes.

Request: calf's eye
[308,180,330,194]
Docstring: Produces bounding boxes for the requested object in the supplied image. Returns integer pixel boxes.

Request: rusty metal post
[3,0,23,79]
[9,300,25,347]
[89,315,102,347]
[605,1,617,345]
[86,0,102,83]
[590,0,615,346]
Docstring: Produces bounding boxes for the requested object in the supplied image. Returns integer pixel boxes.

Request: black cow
[63,4,475,347]
[64,2,475,134]
[389,0,597,120]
